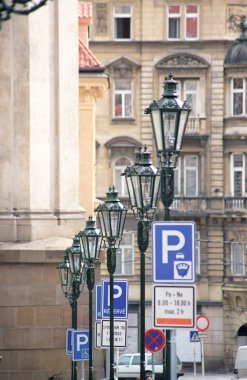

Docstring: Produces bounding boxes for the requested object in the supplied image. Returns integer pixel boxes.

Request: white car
[115,352,184,380]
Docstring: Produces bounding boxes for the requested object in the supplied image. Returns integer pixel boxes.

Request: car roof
[120,353,151,357]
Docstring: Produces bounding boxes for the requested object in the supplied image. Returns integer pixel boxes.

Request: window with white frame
[114,78,132,118]
[185,4,199,40]
[167,4,199,40]
[231,154,247,197]
[184,155,198,196]
[174,155,199,197]
[232,78,247,116]
[114,157,131,196]
[115,232,134,275]
[231,241,245,276]
[114,5,132,40]
[168,5,180,39]
[177,79,198,117]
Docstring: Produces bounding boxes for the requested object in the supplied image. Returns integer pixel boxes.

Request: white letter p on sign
[162,230,185,264]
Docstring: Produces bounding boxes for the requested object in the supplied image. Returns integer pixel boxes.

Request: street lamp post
[96,187,127,380]
[145,72,191,380]
[78,216,103,380]
[123,145,160,380]
[57,236,86,380]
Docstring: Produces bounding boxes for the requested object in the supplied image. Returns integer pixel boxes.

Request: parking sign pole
[87,264,95,380]
[137,219,150,380]
[70,285,78,380]
[160,162,174,380]
[107,246,117,380]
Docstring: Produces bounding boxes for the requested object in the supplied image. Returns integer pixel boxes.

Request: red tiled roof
[78,2,92,21]
[79,39,101,69]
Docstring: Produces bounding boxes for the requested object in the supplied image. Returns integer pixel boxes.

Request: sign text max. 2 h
[152,221,196,283]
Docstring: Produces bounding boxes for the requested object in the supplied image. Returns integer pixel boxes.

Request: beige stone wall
[0,239,105,378]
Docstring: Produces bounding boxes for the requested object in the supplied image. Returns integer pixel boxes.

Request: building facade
[0,2,107,378]
[87,0,247,371]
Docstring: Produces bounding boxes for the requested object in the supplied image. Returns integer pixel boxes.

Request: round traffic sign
[196,315,210,332]
[145,328,166,352]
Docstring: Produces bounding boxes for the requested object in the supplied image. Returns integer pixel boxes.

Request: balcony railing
[167,196,247,215]
[224,197,247,210]
[185,117,206,134]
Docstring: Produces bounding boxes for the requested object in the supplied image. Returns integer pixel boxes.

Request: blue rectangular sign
[72,330,89,361]
[95,284,102,321]
[66,328,73,355]
[102,279,128,319]
[152,221,196,283]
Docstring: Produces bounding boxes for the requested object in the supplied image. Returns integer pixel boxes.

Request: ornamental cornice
[156,54,210,69]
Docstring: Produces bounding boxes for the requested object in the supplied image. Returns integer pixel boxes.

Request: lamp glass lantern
[123,146,160,218]
[96,187,128,244]
[145,72,191,155]
[78,216,103,262]
[67,235,84,275]
[57,250,73,297]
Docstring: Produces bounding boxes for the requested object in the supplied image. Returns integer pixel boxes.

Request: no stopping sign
[145,329,166,352]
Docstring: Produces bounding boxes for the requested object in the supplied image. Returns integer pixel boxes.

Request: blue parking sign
[72,330,89,361]
[95,284,102,320]
[66,328,73,355]
[102,279,128,319]
[152,221,196,283]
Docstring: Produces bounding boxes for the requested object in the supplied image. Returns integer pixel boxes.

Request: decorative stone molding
[156,54,209,69]
[95,3,108,35]
[105,136,141,148]
[106,56,141,78]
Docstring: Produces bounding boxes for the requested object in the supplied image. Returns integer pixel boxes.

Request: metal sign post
[196,315,210,378]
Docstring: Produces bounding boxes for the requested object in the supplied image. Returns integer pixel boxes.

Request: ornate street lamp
[145,71,191,219]
[123,145,160,380]
[96,187,127,380]
[78,216,103,380]
[145,72,191,380]
[57,249,72,299]
[57,236,86,380]
[0,0,49,23]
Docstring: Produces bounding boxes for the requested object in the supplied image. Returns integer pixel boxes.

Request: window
[231,154,247,197]
[168,4,198,40]
[114,79,132,118]
[184,156,198,196]
[177,79,198,117]
[185,4,198,39]
[168,5,180,39]
[115,232,134,275]
[132,356,140,365]
[232,78,247,116]
[231,242,245,276]
[174,155,199,197]
[118,355,131,365]
[114,5,131,40]
[114,157,131,196]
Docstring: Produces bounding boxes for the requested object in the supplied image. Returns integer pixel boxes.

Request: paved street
[182,373,234,380]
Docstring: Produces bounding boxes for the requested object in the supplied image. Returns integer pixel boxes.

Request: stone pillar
[79,77,108,217]
[0,1,83,241]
